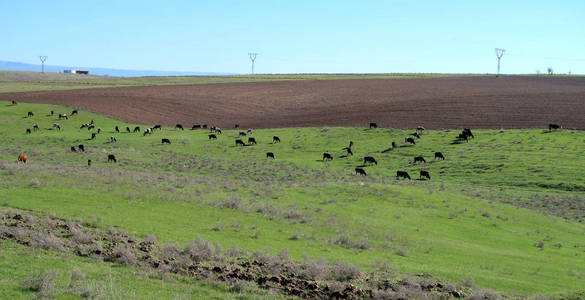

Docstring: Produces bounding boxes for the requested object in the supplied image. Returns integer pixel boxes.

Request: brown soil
[5,76,585,129]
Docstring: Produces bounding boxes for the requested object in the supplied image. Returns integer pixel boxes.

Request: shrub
[184,238,218,262]
[112,246,136,265]
[301,254,328,280]
[226,245,248,258]
[328,261,361,281]
[20,270,58,299]
[30,232,65,252]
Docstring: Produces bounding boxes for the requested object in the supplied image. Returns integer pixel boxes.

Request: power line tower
[39,56,48,73]
[248,53,258,74]
[494,48,505,77]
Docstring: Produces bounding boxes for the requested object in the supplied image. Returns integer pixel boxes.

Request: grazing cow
[239,132,247,136]
[416,126,426,132]
[434,152,445,160]
[115,126,120,133]
[33,124,39,131]
[27,111,34,117]
[392,141,397,149]
[78,144,85,152]
[26,128,31,134]
[161,138,171,144]
[247,128,253,134]
[413,156,426,163]
[273,136,281,143]
[53,123,61,130]
[208,134,217,140]
[235,139,245,146]
[143,128,152,136]
[235,124,239,128]
[90,133,96,140]
[11,100,17,105]
[248,137,257,145]
[322,153,333,161]
[364,156,378,165]
[107,154,117,162]
[216,129,222,134]
[202,124,208,129]
[126,127,131,133]
[80,124,88,129]
[90,119,95,125]
[266,152,275,159]
[348,141,354,148]
[71,146,77,152]
[458,128,474,141]
[411,132,421,139]
[50,110,54,116]
[87,125,95,130]
[355,168,367,176]
[71,109,78,116]
[396,171,411,180]
[549,123,560,131]
[58,114,68,120]
[191,125,201,130]
[405,137,416,145]
[110,136,117,143]
[176,124,184,130]
[369,122,377,129]
[420,170,431,180]
[97,128,101,134]
[153,125,162,130]
[87,159,92,166]
[134,126,141,133]
[343,147,354,156]
[17,154,27,163]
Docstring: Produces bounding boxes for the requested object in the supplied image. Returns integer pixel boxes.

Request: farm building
[63,69,89,74]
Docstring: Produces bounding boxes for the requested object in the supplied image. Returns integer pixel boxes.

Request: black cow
[27,111,34,117]
[239,132,247,136]
[273,136,281,143]
[134,126,141,133]
[396,171,411,180]
[107,154,117,163]
[58,114,68,120]
[26,128,31,134]
[420,170,431,180]
[549,123,560,131]
[405,137,416,145]
[248,137,257,145]
[392,141,397,149]
[343,147,354,156]
[266,152,275,159]
[413,156,426,163]
[209,134,217,140]
[90,133,96,140]
[175,124,184,130]
[323,153,333,161]
[355,168,367,176]
[161,138,171,144]
[115,126,120,133]
[369,122,377,129]
[71,109,78,116]
[153,125,162,130]
[192,125,201,130]
[364,156,377,165]
[126,127,131,133]
[50,110,54,116]
[87,159,91,166]
[411,132,421,139]
[235,139,245,146]
[78,144,85,152]
[80,124,88,129]
[70,146,77,152]
[87,125,95,131]
[110,136,117,143]
[434,152,445,160]
[235,124,239,128]
[33,124,39,131]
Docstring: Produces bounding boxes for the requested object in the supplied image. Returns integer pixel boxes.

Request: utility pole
[248,53,258,74]
[39,56,48,73]
[494,48,505,77]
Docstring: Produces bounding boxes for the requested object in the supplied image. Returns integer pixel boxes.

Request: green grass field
[1,101,585,298]
[0,71,483,93]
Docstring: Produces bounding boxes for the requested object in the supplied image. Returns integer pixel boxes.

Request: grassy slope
[0,71,481,93]
[1,101,585,297]
[0,240,279,299]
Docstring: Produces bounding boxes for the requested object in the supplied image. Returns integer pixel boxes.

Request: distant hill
[0,60,234,77]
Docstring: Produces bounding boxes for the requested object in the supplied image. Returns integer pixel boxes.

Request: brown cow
[17,154,27,163]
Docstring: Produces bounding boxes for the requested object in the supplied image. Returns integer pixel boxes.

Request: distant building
[64,69,89,75]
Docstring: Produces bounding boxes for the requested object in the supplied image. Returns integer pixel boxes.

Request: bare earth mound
[4,76,585,129]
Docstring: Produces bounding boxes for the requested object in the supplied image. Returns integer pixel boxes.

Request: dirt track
[4,76,585,129]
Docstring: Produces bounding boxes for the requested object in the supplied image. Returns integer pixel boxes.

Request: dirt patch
[4,76,585,129]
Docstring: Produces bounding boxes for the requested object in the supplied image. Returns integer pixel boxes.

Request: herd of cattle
[12,103,564,181]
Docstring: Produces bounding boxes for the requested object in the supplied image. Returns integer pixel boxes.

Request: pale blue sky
[2,0,584,74]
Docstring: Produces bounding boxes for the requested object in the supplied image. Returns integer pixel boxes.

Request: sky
[1,0,584,74]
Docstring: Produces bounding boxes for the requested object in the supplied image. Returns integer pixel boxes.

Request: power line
[495,48,505,77]
[39,56,48,73]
